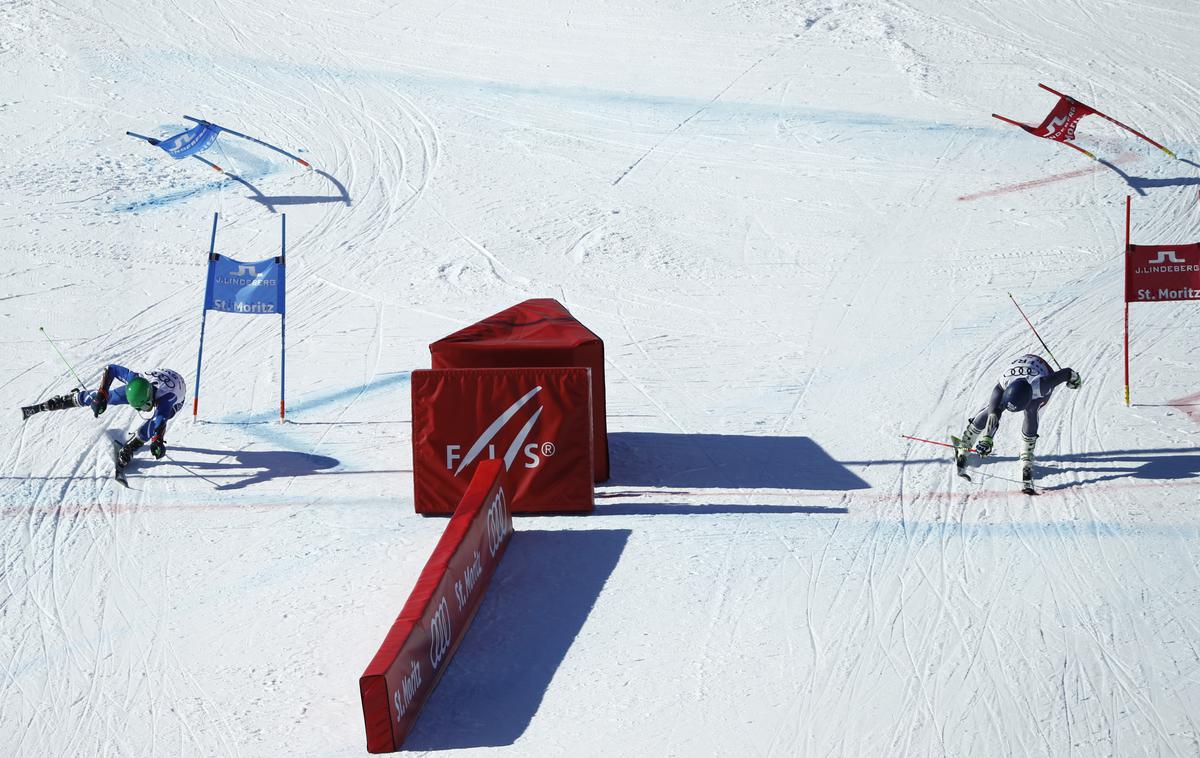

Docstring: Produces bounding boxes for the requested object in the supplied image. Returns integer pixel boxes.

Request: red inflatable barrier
[430,299,609,481]
[411,367,595,514]
[359,461,514,753]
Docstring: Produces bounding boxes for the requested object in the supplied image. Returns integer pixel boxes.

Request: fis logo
[1149,250,1184,265]
[445,387,557,474]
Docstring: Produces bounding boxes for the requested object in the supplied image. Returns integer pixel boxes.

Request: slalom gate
[1123,196,1200,404]
[359,461,514,753]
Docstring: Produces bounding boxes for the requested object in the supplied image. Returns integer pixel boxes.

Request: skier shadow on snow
[220,167,351,213]
[403,529,630,750]
[594,432,863,515]
[1098,158,1200,196]
[167,445,339,490]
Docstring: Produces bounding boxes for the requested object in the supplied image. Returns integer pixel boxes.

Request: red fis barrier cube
[411,367,594,514]
[430,299,609,481]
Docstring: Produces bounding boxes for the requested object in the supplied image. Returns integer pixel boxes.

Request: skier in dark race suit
[954,353,1081,493]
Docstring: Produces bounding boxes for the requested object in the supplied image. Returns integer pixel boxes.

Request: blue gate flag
[204,255,284,315]
[194,212,289,423]
[157,122,220,159]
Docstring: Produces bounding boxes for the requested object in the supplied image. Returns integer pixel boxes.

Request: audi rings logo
[485,489,509,558]
[428,597,452,670]
[445,386,557,474]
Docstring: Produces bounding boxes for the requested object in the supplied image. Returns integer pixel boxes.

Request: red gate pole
[1124,196,1131,406]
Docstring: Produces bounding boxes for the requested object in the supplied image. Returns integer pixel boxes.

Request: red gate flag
[1122,196,1200,406]
[411,367,595,514]
[360,461,513,753]
[993,83,1176,160]
[430,299,609,481]
[1126,244,1200,303]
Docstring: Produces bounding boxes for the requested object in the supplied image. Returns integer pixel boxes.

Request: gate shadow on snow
[1098,158,1200,196]
[403,528,630,750]
[605,432,869,491]
[1037,445,1200,491]
[218,167,351,213]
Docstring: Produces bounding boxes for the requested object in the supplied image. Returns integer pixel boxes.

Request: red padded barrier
[411,367,594,514]
[430,299,609,481]
[360,461,514,752]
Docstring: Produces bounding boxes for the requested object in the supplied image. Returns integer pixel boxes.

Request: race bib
[147,369,187,414]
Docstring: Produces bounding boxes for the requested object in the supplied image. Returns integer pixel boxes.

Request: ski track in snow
[3,0,1200,756]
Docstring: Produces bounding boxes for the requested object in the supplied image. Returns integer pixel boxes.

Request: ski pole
[901,434,976,453]
[1007,293,1062,369]
[38,327,88,389]
[162,452,222,488]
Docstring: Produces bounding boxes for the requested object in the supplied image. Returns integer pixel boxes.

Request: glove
[91,388,109,418]
[150,437,166,459]
[976,435,994,457]
[1067,370,1082,390]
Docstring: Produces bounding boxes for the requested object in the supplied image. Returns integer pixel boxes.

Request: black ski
[21,405,40,421]
[112,439,129,487]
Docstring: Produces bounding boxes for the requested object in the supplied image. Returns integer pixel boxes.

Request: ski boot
[952,422,983,481]
[1019,434,1038,495]
[21,390,81,420]
[116,435,145,469]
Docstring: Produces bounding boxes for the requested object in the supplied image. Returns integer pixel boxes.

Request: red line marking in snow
[0,500,304,518]
[957,152,1140,201]
[1166,391,1200,424]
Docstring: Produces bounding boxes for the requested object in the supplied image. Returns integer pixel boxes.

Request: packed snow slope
[3,0,1200,755]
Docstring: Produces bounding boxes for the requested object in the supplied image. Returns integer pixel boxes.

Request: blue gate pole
[193,212,219,419]
[279,213,287,423]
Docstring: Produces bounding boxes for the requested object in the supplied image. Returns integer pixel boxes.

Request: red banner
[430,299,609,482]
[1025,95,1095,143]
[1126,243,1200,303]
[359,461,514,753]
[411,367,594,513]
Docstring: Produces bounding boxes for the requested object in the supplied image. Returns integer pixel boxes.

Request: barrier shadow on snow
[167,445,339,490]
[403,528,630,751]
[605,432,869,491]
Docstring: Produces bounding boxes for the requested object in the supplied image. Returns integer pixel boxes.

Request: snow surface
[4,0,1200,755]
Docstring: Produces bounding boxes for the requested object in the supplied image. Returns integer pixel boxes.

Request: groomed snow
[3,0,1200,755]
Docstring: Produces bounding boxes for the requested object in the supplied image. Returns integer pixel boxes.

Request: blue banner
[158,123,220,159]
[204,256,284,315]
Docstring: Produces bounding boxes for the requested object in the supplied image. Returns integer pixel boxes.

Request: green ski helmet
[126,376,154,411]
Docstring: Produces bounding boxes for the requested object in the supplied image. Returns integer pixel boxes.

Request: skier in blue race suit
[954,353,1082,490]
[22,365,187,467]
